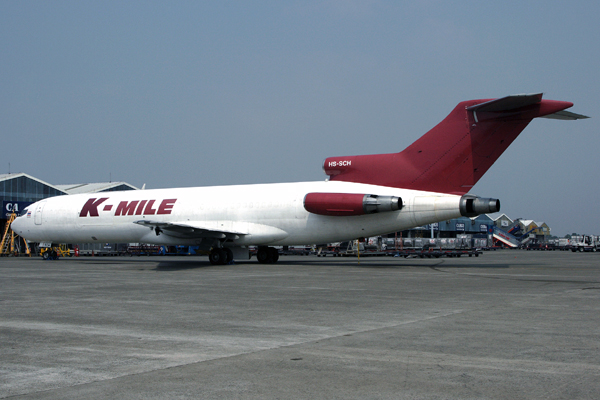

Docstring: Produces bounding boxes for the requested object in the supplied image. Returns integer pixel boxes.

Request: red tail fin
[324,94,587,195]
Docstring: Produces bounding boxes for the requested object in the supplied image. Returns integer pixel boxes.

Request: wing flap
[134,220,248,240]
[134,220,289,243]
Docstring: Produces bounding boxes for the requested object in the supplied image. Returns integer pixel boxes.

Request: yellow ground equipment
[1,213,31,256]
[39,244,71,260]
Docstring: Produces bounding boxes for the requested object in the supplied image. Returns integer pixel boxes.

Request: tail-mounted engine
[304,192,402,217]
[459,195,500,217]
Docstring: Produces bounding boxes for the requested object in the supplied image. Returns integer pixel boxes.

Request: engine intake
[460,195,500,217]
[304,192,402,217]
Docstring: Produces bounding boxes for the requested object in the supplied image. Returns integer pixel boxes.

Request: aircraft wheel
[269,247,279,263]
[257,246,272,264]
[209,248,227,265]
[257,246,279,264]
[224,248,234,263]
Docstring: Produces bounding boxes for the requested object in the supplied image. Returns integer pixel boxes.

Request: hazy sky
[1,1,598,236]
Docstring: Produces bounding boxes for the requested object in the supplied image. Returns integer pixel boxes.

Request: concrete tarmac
[1,250,599,399]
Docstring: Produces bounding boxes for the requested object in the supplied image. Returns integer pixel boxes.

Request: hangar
[1,173,66,223]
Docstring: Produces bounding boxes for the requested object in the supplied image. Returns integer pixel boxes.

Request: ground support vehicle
[281,246,311,256]
[72,243,124,256]
[550,238,571,250]
[39,244,71,260]
[524,240,557,251]
[332,238,482,258]
[127,244,162,256]
[157,245,203,255]
[389,248,481,258]
[569,235,599,252]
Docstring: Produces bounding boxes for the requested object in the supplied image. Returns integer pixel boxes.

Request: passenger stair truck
[492,226,520,248]
[507,219,523,236]
[519,232,536,246]
[570,235,599,252]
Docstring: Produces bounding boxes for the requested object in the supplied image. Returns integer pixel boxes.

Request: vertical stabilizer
[324,94,587,195]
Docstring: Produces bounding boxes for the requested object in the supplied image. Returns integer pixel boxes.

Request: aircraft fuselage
[12,181,465,247]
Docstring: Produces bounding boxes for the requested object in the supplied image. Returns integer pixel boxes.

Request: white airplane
[11,93,588,264]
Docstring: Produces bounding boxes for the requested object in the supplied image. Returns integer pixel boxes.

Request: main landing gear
[256,246,279,264]
[208,247,233,265]
[209,246,279,265]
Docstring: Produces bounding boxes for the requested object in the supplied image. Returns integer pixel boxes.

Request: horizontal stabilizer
[467,93,589,120]
[466,93,543,113]
[542,110,590,120]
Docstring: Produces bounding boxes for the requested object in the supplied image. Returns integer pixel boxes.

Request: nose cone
[11,214,26,236]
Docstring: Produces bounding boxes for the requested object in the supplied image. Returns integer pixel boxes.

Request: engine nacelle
[460,195,500,217]
[304,192,402,217]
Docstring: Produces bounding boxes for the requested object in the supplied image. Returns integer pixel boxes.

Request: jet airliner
[11,93,588,264]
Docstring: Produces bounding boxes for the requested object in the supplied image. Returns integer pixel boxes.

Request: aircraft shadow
[268,258,512,269]
[153,259,215,271]
[149,257,512,271]
[431,263,511,269]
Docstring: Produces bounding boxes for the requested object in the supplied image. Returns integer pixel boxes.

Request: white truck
[570,235,600,252]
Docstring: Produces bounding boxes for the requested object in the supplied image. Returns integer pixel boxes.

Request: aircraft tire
[269,247,279,263]
[224,248,234,263]
[256,246,272,264]
[209,249,227,265]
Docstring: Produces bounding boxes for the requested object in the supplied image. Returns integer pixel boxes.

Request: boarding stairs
[1,213,30,256]
[492,226,520,248]
[519,231,537,246]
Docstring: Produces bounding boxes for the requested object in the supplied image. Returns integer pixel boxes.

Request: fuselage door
[34,201,46,225]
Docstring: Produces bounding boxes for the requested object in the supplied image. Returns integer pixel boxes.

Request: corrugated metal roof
[0,173,67,194]
[55,182,138,194]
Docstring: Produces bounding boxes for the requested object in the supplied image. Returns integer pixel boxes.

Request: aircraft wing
[134,220,248,240]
